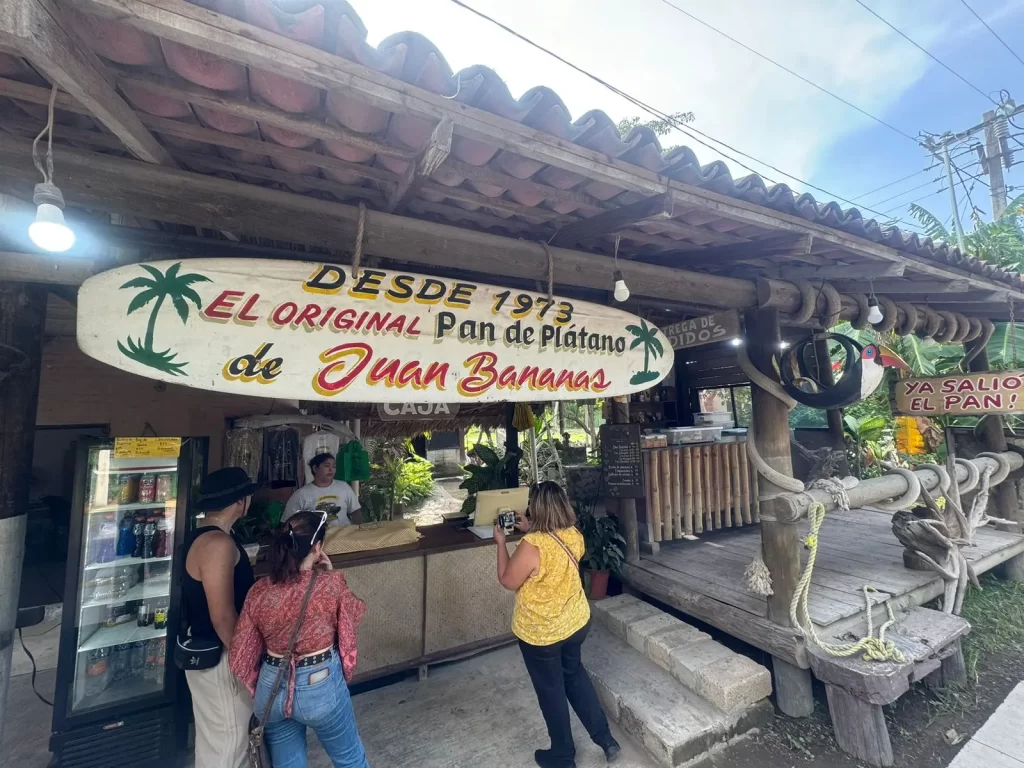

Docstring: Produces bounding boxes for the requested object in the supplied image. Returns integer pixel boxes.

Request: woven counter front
[323,520,422,555]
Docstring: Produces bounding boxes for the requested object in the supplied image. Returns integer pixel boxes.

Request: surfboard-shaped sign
[76,259,673,403]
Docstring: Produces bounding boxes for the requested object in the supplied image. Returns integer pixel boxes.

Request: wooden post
[682,447,694,535]
[812,335,850,474]
[504,403,519,488]
[651,450,663,543]
[0,282,46,742]
[611,398,640,563]
[965,337,1024,581]
[745,308,814,717]
[670,447,682,538]
[693,447,704,534]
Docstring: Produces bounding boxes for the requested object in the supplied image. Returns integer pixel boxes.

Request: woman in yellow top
[493,481,620,768]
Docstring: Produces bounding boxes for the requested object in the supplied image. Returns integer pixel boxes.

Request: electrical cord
[959,0,1024,71]
[18,628,54,707]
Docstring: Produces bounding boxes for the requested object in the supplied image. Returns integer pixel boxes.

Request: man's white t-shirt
[283,480,360,527]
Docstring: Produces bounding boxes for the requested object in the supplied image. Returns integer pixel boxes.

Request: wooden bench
[807,607,970,767]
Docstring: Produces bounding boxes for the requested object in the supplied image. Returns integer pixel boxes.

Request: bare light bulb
[867,297,884,325]
[730,337,743,347]
[779,340,790,350]
[28,182,75,253]
[612,269,630,302]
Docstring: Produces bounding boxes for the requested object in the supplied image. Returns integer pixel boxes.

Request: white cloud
[351,0,939,199]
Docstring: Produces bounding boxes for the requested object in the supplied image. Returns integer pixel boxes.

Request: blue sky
[354,0,1024,238]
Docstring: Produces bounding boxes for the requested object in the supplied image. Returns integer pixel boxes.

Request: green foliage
[575,503,626,574]
[459,443,522,517]
[616,111,695,147]
[911,193,1024,271]
[359,438,436,522]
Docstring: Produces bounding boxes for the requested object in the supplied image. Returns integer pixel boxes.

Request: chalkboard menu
[600,424,644,498]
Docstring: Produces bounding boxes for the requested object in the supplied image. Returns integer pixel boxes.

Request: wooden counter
[259,520,516,682]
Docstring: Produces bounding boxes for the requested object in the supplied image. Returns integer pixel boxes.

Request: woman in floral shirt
[230,511,368,768]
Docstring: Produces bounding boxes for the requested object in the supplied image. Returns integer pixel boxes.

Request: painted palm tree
[118,262,211,376]
[626,319,665,385]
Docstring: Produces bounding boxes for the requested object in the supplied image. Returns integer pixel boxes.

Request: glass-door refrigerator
[50,437,206,768]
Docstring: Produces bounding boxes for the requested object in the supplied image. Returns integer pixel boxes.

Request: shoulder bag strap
[546,532,580,569]
[258,570,319,724]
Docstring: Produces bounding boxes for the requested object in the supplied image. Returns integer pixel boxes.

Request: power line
[852,0,999,106]
[851,143,985,201]
[867,176,946,207]
[958,0,1024,70]
[445,0,927,233]
[881,185,948,216]
[652,0,919,143]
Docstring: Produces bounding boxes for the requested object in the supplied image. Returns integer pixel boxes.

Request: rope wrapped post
[964,331,1024,581]
[744,308,815,717]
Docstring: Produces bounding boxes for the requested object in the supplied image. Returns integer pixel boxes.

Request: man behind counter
[282,453,361,527]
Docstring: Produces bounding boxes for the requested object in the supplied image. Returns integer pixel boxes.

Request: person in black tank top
[183,467,259,768]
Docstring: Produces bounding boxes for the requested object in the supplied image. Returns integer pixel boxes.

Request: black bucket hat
[195,467,259,512]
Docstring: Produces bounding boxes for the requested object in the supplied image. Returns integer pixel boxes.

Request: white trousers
[185,654,252,768]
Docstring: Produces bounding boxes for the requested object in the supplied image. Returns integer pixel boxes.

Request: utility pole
[982,107,1013,218]
[941,139,968,252]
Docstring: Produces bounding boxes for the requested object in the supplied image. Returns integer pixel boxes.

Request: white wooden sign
[376,403,461,420]
[660,310,741,351]
[76,259,673,403]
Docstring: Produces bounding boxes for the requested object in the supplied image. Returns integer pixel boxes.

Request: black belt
[263,650,332,668]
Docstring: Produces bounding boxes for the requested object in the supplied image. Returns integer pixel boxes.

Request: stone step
[591,594,772,714]
[584,624,773,767]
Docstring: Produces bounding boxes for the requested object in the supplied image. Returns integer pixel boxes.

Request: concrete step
[584,624,773,767]
[591,594,772,715]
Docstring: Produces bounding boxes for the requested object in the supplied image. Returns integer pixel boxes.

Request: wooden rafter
[671,234,813,270]
[62,0,1022,295]
[0,0,171,165]
[832,279,970,294]
[770,263,905,280]
[549,192,674,247]
[387,118,453,214]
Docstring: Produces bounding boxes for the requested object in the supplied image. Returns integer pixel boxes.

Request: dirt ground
[701,577,1024,768]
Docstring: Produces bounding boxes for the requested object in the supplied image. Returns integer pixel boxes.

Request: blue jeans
[253,650,369,768]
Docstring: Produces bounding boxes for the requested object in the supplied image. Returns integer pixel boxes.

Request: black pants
[518,621,613,762]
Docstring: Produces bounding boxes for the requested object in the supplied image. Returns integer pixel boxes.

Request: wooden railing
[641,442,759,542]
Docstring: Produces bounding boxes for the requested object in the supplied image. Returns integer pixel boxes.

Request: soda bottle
[116,513,136,558]
[142,518,156,559]
[114,569,131,600]
[110,644,128,682]
[153,601,168,630]
[132,514,145,558]
[129,641,146,678]
[94,513,117,564]
[145,639,164,683]
[84,648,110,696]
[153,512,168,558]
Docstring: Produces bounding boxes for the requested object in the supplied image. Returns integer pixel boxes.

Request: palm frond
[120,277,156,290]
[126,289,159,315]
[176,284,205,309]
[909,204,952,241]
[138,264,167,283]
[165,262,181,280]
[171,294,191,324]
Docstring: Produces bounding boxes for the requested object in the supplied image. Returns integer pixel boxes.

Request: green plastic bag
[338,441,371,483]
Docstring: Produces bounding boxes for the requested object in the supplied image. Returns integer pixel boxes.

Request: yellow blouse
[511,528,589,646]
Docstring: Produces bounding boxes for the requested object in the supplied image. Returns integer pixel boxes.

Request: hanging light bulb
[779,340,791,350]
[612,269,630,302]
[29,182,75,252]
[730,337,743,347]
[26,84,75,253]
[867,296,884,325]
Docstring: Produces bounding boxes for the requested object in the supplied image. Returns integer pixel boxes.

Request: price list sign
[600,424,644,499]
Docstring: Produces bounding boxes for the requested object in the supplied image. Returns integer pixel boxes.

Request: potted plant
[576,507,626,600]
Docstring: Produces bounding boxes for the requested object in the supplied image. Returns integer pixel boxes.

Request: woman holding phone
[493,481,620,768]
[230,511,369,768]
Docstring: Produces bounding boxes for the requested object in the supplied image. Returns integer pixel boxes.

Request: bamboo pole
[739,442,752,525]
[693,447,704,534]
[682,447,694,536]
[730,442,744,526]
[722,443,733,528]
[702,446,713,530]
[671,447,683,539]
[713,444,723,530]
[659,448,672,541]
[642,448,654,544]
[651,449,663,542]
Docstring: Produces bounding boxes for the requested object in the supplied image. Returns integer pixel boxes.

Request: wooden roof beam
[0,0,171,165]
[671,233,813,270]
[832,279,970,294]
[773,262,905,280]
[549,192,673,247]
[387,118,453,214]
[65,0,1022,297]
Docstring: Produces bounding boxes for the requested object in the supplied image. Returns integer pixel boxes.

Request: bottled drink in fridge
[117,474,139,504]
[110,644,130,682]
[90,513,118,565]
[145,638,164,683]
[84,649,110,696]
[138,474,156,504]
[142,519,156,559]
[154,473,174,502]
[114,568,131,600]
[132,514,145,558]
[129,641,146,679]
[153,601,168,630]
[116,513,136,558]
